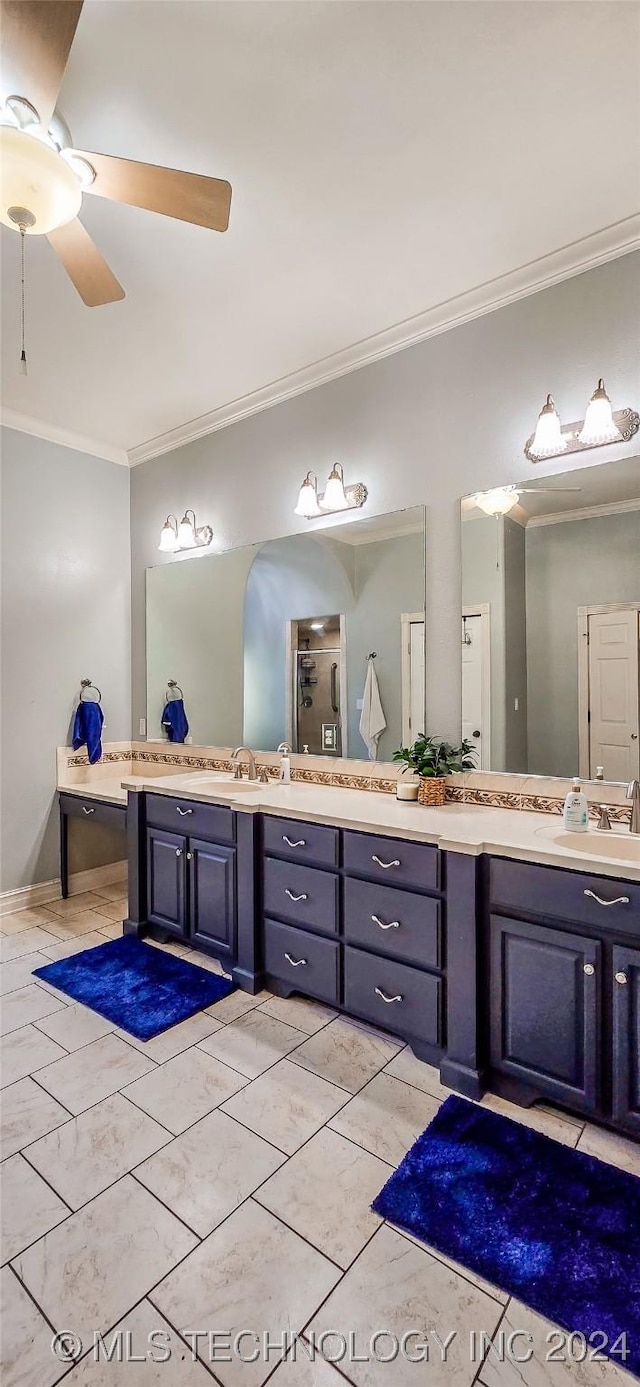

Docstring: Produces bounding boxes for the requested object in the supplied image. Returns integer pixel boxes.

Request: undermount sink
[534,823,640,862]
[179,773,265,793]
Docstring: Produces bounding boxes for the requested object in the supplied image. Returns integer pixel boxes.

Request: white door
[588,609,640,781]
[401,616,425,744]
[462,614,484,768]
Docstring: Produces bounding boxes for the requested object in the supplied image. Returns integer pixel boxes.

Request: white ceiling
[1,0,639,461]
[463,452,640,522]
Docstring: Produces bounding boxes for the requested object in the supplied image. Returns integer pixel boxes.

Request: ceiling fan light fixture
[474,487,520,518]
[0,124,82,233]
[578,378,622,447]
[529,394,566,460]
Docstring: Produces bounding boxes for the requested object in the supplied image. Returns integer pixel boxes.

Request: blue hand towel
[162,698,189,743]
[72,700,104,765]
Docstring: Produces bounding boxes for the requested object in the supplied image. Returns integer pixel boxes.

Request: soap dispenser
[563,780,589,833]
[277,741,291,784]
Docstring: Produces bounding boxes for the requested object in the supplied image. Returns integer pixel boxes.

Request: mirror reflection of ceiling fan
[0,0,232,307]
[472,484,582,518]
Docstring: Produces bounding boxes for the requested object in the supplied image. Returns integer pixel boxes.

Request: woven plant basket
[418,776,447,807]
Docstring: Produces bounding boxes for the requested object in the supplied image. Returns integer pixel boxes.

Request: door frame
[462,604,491,770]
[401,611,426,745]
[577,602,640,780]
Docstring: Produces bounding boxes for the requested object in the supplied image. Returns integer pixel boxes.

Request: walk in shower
[291,615,345,755]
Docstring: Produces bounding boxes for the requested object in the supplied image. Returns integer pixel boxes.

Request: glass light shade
[529,394,566,459]
[321,465,349,511]
[177,512,196,547]
[0,125,82,233]
[474,487,519,518]
[294,473,321,518]
[158,518,178,552]
[578,379,622,446]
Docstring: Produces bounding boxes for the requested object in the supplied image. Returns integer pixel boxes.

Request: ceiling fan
[0,0,232,307]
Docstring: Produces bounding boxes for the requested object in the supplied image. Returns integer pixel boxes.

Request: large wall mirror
[461,455,640,783]
[146,506,426,763]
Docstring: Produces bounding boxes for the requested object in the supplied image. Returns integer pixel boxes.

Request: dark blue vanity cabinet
[487,858,640,1135]
[126,793,257,986]
[260,819,447,1068]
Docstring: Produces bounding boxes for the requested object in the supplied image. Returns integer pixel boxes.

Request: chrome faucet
[627,779,640,834]
[231,746,258,783]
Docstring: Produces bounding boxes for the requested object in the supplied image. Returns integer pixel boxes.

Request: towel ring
[79,678,102,703]
[165,679,184,701]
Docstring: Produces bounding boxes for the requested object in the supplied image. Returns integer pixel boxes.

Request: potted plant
[393,734,476,806]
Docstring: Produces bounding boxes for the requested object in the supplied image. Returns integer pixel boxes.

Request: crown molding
[128,215,640,466]
[0,409,129,466]
[526,497,640,528]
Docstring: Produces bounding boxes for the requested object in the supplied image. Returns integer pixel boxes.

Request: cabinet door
[612,945,640,1134]
[490,915,600,1112]
[189,838,236,958]
[146,828,187,937]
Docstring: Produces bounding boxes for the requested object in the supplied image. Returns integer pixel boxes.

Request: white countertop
[117,773,640,882]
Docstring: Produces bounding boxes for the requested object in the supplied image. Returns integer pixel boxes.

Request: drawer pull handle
[583,963,595,976]
[615,970,628,985]
[82,806,95,815]
[284,953,307,967]
[375,986,403,1004]
[285,889,308,902]
[583,889,630,908]
[371,914,400,930]
[176,807,193,816]
[372,855,401,870]
[283,835,306,848]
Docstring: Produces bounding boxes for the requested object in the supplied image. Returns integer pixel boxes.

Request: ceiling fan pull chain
[19,225,28,376]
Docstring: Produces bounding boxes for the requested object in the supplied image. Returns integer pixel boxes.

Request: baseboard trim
[0,860,127,917]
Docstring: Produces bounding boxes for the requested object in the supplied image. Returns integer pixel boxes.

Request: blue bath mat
[373,1095,640,1377]
[33,935,235,1041]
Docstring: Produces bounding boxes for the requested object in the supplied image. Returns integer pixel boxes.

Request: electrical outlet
[356,698,364,711]
[139,717,146,735]
[514,698,519,712]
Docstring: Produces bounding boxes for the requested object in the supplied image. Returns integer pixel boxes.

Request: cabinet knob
[175,849,182,857]
[615,970,628,985]
[583,963,595,976]
[186,852,193,861]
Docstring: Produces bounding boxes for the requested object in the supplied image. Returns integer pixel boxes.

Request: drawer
[263,857,339,936]
[344,877,441,969]
[344,945,442,1048]
[343,830,439,893]
[263,816,339,868]
[145,794,235,845]
[60,793,126,832]
[490,858,640,937]
[263,919,339,1004]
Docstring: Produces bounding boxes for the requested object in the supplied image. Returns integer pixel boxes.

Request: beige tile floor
[0,887,638,1387]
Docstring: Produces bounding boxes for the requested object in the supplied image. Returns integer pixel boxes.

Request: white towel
[359,661,387,760]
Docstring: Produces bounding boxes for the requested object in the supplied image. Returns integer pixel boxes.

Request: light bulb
[177,511,196,547]
[529,394,566,459]
[321,464,349,511]
[474,487,520,518]
[294,473,321,518]
[158,517,178,552]
[578,379,622,446]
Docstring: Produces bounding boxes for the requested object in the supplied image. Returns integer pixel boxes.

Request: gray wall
[526,509,640,777]
[0,427,131,892]
[130,252,640,749]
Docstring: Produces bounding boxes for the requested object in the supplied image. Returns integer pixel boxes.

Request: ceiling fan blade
[1,1,83,128]
[518,487,583,493]
[47,218,124,306]
[74,150,232,231]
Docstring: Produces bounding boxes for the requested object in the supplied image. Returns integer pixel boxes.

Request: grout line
[128,1168,205,1242]
[6,1261,60,1338]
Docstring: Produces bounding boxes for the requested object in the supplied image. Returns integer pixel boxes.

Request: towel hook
[165,679,184,701]
[79,678,102,703]
[366,652,377,661]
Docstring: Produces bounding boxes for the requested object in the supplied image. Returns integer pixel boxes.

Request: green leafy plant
[393,734,476,779]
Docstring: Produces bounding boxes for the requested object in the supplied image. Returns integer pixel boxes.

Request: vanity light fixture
[294,464,368,520]
[525,378,638,462]
[158,511,213,554]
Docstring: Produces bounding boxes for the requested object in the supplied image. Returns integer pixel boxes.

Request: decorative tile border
[64,745,631,824]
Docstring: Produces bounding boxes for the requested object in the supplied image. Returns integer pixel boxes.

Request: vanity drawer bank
[58,791,127,899]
